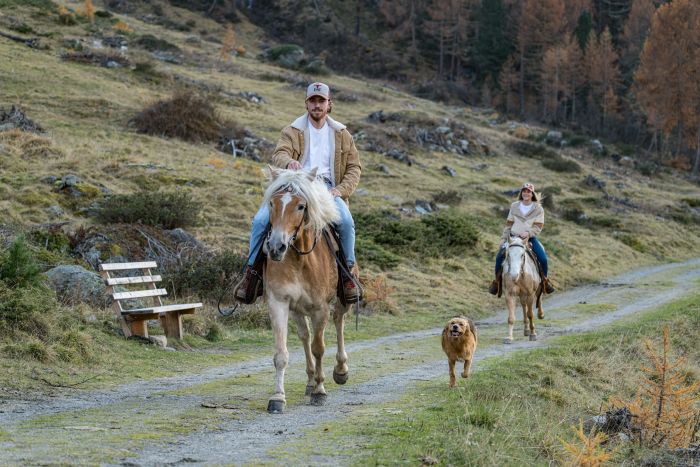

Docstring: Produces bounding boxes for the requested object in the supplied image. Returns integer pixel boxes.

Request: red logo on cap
[313,83,322,91]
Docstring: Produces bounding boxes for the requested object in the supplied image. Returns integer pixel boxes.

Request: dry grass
[0,3,699,322]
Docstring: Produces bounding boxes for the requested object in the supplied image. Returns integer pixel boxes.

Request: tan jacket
[501,201,545,241]
[271,113,362,202]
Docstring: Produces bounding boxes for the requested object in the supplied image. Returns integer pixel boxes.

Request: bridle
[269,187,318,256]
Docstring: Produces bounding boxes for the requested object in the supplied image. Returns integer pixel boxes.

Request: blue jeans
[248,196,356,267]
[495,237,548,276]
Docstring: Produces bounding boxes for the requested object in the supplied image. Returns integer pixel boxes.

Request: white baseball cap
[306,82,330,100]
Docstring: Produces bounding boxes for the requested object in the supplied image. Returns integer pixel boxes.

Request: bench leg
[161,310,184,339]
[130,320,148,338]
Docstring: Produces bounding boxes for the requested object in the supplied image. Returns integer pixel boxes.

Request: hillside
[1,1,699,359]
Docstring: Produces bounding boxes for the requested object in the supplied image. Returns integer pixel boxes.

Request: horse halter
[269,186,318,256]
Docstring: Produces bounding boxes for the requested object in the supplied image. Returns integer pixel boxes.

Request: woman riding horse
[489,182,555,295]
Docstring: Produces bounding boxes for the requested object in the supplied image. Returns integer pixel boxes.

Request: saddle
[496,243,548,299]
[239,225,362,305]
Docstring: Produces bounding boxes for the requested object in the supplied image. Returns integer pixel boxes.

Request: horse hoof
[267,400,285,414]
[310,393,327,406]
[529,334,537,341]
[305,384,314,396]
[538,313,545,319]
[333,370,349,385]
[524,329,530,336]
[503,338,512,345]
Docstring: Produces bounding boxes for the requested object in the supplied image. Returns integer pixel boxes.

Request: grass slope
[0,0,699,392]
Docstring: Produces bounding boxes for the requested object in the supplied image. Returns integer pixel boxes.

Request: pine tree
[474,0,513,83]
[634,0,700,172]
[496,54,519,114]
[540,44,570,123]
[379,0,426,70]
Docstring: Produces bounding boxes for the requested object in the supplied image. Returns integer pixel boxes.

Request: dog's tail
[467,318,476,338]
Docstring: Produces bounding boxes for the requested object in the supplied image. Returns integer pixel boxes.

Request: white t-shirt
[303,121,332,179]
[519,202,534,216]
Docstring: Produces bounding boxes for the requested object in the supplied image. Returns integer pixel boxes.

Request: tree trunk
[519,46,525,116]
[355,1,361,37]
[694,125,700,175]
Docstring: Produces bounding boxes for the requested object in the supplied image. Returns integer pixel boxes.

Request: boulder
[442,165,457,177]
[546,130,563,142]
[46,265,110,307]
[513,126,529,139]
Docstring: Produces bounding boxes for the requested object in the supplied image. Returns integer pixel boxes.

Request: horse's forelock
[262,170,339,233]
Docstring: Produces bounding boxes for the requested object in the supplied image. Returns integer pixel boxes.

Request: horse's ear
[307,167,318,181]
[265,165,283,181]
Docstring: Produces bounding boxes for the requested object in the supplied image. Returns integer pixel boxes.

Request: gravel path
[1,258,698,466]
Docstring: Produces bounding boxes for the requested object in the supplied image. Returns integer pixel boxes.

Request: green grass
[281,293,700,466]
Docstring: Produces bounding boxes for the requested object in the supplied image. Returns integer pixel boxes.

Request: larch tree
[586,27,621,132]
[516,0,566,116]
[497,54,519,115]
[540,44,571,123]
[379,0,425,70]
[620,0,655,77]
[634,0,700,172]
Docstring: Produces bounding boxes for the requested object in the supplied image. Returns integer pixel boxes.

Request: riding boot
[488,273,501,296]
[342,267,361,304]
[543,276,555,294]
[234,265,259,303]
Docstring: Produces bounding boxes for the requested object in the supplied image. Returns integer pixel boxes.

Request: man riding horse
[234,82,362,303]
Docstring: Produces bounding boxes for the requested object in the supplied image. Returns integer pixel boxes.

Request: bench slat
[100,261,158,271]
[112,289,167,300]
[122,303,203,314]
[106,275,162,286]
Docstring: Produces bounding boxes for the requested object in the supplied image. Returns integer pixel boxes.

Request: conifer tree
[219,23,236,62]
[634,0,700,172]
[497,54,519,114]
[541,45,570,123]
[586,27,620,131]
[620,0,655,73]
[474,0,513,83]
[84,0,95,23]
[379,0,425,70]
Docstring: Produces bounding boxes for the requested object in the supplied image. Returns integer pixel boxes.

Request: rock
[42,175,58,184]
[435,126,451,134]
[513,126,529,139]
[584,174,606,190]
[60,174,81,188]
[151,51,182,64]
[367,110,386,123]
[618,156,636,168]
[46,205,65,219]
[386,148,412,166]
[459,139,470,153]
[165,228,202,247]
[46,265,110,307]
[546,130,563,143]
[441,165,457,177]
[415,199,434,214]
[148,335,167,348]
[355,188,369,196]
[377,164,390,174]
[591,139,604,154]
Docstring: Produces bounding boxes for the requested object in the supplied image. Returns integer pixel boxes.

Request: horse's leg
[332,302,350,385]
[309,306,329,405]
[527,300,537,341]
[536,288,545,319]
[520,296,530,336]
[505,294,516,344]
[291,312,315,396]
[267,297,290,414]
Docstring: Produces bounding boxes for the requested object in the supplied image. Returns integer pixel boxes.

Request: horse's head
[504,235,527,281]
[262,166,339,262]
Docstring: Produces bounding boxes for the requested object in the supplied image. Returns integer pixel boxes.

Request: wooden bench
[99,261,202,340]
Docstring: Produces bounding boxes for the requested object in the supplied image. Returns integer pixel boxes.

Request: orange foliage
[610,326,700,449]
[560,420,614,467]
[83,0,95,23]
[359,273,398,315]
[219,24,236,62]
[112,20,133,34]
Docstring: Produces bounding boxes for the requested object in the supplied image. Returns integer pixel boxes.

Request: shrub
[542,157,582,173]
[0,0,55,10]
[134,34,181,52]
[163,248,246,301]
[432,190,463,206]
[618,234,646,253]
[61,50,130,67]
[95,191,201,229]
[589,216,622,229]
[510,141,558,160]
[0,237,43,288]
[129,90,223,143]
[562,208,588,225]
[355,209,479,265]
[0,281,52,337]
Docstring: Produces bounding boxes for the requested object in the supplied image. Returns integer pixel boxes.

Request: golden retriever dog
[441,316,477,387]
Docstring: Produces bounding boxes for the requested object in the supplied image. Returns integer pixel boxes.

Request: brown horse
[263,166,355,413]
[502,235,544,344]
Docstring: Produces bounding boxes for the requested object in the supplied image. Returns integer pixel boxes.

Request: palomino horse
[263,166,355,413]
[502,235,544,344]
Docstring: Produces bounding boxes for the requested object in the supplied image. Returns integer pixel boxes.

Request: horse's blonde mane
[262,168,340,234]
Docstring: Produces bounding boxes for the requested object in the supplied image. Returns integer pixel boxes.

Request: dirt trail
[1,258,699,466]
